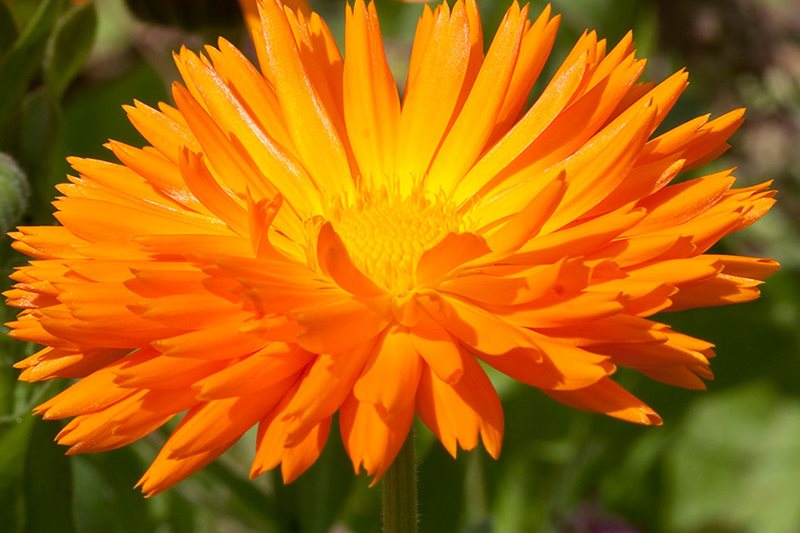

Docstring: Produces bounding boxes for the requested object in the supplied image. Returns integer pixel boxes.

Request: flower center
[329,189,463,294]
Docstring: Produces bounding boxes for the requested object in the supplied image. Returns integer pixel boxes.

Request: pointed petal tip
[281,462,307,485]
[481,428,503,459]
[442,440,458,459]
[644,411,663,426]
[486,444,501,460]
[133,474,151,496]
[249,463,264,480]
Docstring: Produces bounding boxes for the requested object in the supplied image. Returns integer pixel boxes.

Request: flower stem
[382,431,418,533]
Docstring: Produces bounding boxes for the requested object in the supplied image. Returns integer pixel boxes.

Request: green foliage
[0,414,34,532]
[44,3,99,101]
[23,418,76,533]
[18,89,64,212]
[0,3,18,51]
[0,0,66,132]
[666,385,800,533]
[72,450,160,533]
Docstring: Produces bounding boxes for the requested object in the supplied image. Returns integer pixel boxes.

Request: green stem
[382,431,418,533]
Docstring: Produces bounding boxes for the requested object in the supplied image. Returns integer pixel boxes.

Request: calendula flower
[6,0,777,496]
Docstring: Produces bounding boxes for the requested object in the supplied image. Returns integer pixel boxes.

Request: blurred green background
[1,0,799,531]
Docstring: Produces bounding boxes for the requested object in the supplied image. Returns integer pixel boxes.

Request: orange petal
[279,417,331,483]
[409,313,464,384]
[545,377,662,425]
[317,222,385,297]
[123,100,198,163]
[353,327,423,418]
[293,296,390,353]
[491,6,560,140]
[255,0,354,198]
[339,393,414,480]
[17,348,124,382]
[454,42,588,206]
[479,334,613,392]
[137,445,229,497]
[396,1,471,187]
[500,291,626,328]
[343,0,400,187]
[629,170,736,234]
[208,37,295,153]
[57,388,195,454]
[281,342,375,444]
[440,258,586,307]
[418,292,539,355]
[193,343,315,400]
[513,207,646,265]
[417,350,503,458]
[164,385,292,460]
[170,72,316,213]
[416,232,491,285]
[112,348,225,389]
[464,53,647,218]
[483,174,566,254]
[250,380,331,483]
[34,361,135,420]
[178,148,248,234]
[425,2,528,193]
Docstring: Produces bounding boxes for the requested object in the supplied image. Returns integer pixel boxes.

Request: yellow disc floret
[329,188,463,294]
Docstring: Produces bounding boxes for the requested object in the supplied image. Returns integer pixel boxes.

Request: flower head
[6,0,777,496]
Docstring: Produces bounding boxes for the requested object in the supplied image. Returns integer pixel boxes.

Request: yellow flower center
[329,189,463,294]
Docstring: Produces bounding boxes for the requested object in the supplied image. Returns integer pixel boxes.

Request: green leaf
[18,89,63,214]
[0,414,34,532]
[0,152,31,232]
[44,3,98,100]
[10,0,66,46]
[72,450,158,533]
[163,489,198,533]
[23,417,76,533]
[0,0,66,130]
[0,3,18,52]
[201,459,283,530]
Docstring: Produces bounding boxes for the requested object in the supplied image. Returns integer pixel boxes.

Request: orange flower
[6,0,777,496]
